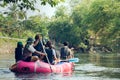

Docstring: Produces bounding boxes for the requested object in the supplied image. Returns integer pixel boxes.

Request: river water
[0,53,120,80]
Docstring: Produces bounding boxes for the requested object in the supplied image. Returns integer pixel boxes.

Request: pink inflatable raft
[10,60,74,73]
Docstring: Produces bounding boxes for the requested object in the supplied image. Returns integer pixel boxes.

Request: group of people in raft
[14,34,74,67]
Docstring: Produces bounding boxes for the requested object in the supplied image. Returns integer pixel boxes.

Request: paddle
[60,58,79,62]
[40,39,52,72]
[68,58,79,62]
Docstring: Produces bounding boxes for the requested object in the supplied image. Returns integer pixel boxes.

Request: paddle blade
[68,58,79,62]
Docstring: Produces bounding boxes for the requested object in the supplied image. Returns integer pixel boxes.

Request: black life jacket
[43,48,54,64]
[15,47,23,62]
[34,41,43,52]
[60,46,70,59]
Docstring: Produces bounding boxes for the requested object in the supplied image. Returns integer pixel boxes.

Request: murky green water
[0,53,120,80]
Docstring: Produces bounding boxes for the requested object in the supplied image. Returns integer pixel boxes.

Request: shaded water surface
[0,53,120,80]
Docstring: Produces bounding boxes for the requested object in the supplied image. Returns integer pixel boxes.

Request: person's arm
[28,45,46,56]
[33,40,39,47]
[34,51,46,56]
[66,48,72,59]
[52,49,57,60]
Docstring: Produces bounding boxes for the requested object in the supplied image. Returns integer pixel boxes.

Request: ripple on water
[0,68,15,79]
[75,63,106,72]
[74,63,120,79]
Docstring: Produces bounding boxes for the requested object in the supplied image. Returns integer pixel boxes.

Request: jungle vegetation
[0,0,120,53]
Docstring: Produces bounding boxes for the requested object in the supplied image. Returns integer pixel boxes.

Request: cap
[27,37,34,43]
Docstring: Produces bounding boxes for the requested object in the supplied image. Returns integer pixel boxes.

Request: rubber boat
[10,60,74,73]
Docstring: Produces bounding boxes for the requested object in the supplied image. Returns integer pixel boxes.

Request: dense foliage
[0,0,119,53]
[48,0,120,52]
[0,0,64,10]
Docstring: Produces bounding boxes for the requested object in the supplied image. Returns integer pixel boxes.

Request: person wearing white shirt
[22,37,46,62]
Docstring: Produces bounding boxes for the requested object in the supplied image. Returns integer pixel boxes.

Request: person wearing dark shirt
[43,41,57,64]
[32,34,44,59]
[15,41,23,62]
[60,41,71,60]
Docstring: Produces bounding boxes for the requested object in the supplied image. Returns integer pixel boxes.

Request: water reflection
[75,63,120,78]
[14,73,52,80]
[13,72,73,80]
[89,53,120,68]
[75,53,120,79]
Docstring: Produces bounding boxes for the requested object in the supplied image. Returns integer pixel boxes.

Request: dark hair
[35,34,42,40]
[46,41,53,49]
[63,41,69,46]
[27,37,34,43]
[17,42,23,48]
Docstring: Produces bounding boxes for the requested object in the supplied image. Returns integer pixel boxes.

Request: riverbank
[0,37,25,54]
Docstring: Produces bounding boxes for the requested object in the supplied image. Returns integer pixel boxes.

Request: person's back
[15,42,23,62]
[43,41,57,64]
[22,44,33,61]
[44,48,54,64]
[60,46,70,59]
[60,42,71,60]
[10,38,46,71]
[22,37,46,62]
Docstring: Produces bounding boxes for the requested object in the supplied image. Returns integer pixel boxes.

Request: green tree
[29,15,49,37]
[48,6,71,43]
[3,4,26,37]
[70,0,90,51]
[0,0,65,10]
[83,0,120,52]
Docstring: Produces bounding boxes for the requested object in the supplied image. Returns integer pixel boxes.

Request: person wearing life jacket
[22,37,46,62]
[43,41,58,64]
[10,38,46,71]
[15,41,23,62]
[60,41,71,60]
[32,34,44,59]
